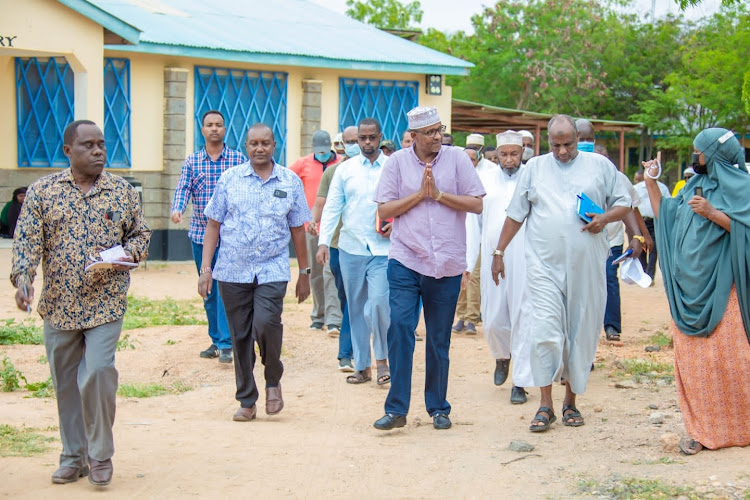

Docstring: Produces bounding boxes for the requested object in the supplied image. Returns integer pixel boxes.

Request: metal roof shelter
[451,99,644,170]
[59,0,473,75]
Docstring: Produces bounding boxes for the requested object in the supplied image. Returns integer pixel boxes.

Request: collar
[241,160,279,180]
[59,168,115,194]
[358,151,386,168]
[199,144,228,161]
[409,144,445,167]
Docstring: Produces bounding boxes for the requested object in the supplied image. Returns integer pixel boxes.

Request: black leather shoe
[510,385,528,404]
[88,458,113,486]
[433,413,452,430]
[494,358,510,386]
[51,465,89,484]
[373,413,406,430]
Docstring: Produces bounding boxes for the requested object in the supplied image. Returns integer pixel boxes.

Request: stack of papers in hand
[576,192,604,223]
[85,245,138,271]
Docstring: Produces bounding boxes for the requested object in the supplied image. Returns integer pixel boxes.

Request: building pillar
[300,79,322,157]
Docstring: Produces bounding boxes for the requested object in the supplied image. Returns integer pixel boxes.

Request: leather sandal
[346,370,372,384]
[529,406,556,432]
[562,405,585,427]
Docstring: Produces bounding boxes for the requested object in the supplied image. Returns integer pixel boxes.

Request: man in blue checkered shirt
[171,110,246,364]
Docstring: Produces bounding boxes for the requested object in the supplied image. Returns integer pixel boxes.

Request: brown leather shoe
[233,405,257,421]
[88,458,113,486]
[51,465,89,484]
[266,385,284,415]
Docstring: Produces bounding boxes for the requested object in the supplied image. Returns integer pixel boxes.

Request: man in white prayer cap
[467,131,532,404]
[465,134,499,174]
[519,130,535,164]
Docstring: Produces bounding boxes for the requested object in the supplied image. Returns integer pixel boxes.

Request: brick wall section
[300,80,322,157]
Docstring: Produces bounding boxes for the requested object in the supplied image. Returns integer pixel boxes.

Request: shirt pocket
[192,173,207,195]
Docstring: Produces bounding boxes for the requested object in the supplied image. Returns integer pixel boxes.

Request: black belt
[642,217,654,222]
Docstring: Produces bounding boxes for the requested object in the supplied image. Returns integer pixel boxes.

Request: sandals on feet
[679,438,703,455]
[562,405,585,427]
[529,406,556,432]
[346,370,372,384]
[376,365,391,386]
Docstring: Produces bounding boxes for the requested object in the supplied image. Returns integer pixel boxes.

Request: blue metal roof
[60,0,472,75]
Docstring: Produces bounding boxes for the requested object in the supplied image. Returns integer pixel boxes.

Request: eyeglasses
[414,125,446,138]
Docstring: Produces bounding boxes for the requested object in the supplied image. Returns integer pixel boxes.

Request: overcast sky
[309,0,722,33]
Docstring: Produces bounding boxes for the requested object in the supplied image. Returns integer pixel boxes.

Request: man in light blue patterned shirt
[317,118,391,386]
[199,123,311,422]
[171,110,246,363]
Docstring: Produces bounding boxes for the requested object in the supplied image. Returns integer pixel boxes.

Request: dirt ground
[1,248,748,499]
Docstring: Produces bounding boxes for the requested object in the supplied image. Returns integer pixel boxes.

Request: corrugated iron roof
[65,0,472,75]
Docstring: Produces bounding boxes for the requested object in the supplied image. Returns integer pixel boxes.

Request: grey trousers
[306,232,341,325]
[44,318,122,467]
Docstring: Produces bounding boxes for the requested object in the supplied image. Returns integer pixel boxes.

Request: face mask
[345,143,360,158]
[315,152,332,164]
[522,147,534,162]
[691,152,708,174]
[577,141,595,153]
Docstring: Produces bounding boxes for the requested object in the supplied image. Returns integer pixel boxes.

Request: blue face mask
[577,141,595,153]
[314,151,332,163]
[344,143,360,158]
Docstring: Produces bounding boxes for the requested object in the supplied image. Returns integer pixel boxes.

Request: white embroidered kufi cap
[496,130,523,147]
[519,130,534,142]
[466,133,485,147]
[407,106,441,130]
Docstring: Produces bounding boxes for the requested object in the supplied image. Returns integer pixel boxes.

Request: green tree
[676,0,742,9]
[345,0,423,29]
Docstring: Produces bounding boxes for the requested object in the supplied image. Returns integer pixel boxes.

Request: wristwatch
[632,235,645,244]
[299,268,312,275]
[492,249,505,257]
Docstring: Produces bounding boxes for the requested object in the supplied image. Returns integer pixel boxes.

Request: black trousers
[639,218,658,280]
[219,280,287,408]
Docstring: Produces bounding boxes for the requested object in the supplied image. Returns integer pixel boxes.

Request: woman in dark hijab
[7,187,27,238]
[643,128,750,455]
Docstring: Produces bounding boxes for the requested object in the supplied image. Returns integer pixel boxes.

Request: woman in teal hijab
[643,128,750,456]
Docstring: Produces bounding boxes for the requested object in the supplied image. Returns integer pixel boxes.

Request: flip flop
[679,439,703,455]
[346,370,372,384]
[377,365,391,386]
[529,406,556,433]
[562,405,585,427]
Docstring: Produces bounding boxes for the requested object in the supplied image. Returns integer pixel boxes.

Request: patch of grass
[165,339,178,345]
[578,477,700,499]
[631,457,684,465]
[0,318,43,345]
[1,357,27,392]
[25,376,54,399]
[614,358,674,384]
[116,333,138,351]
[0,424,55,457]
[37,355,47,365]
[117,380,192,398]
[123,296,207,330]
[647,330,673,348]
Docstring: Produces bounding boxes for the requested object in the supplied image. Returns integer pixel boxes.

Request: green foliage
[614,358,674,383]
[345,0,422,29]
[578,477,700,498]
[647,331,673,348]
[123,295,207,330]
[117,381,192,398]
[25,376,54,398]
[676,0,742,8]
[1,357,27,392]
[0,424,55,457]
[116,333,138,351]
[0,318,43,345]
[631,457,684,465]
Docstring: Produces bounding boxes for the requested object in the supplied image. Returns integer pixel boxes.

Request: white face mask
[522,147,534,162]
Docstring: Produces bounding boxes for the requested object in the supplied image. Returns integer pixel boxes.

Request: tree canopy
[345,0,423,29]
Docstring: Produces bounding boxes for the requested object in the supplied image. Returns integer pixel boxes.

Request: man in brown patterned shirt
[11,120,151,487]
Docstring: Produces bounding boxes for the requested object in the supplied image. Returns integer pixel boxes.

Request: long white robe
[505,152,632,394]
[468,166,534,387]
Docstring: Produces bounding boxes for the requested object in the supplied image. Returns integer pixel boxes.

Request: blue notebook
[576,193,604,223]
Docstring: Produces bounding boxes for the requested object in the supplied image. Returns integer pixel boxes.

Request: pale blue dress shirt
[204,162,310,284]
[318,152,390,257]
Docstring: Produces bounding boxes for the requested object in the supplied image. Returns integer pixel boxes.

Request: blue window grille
[15,57,74,167]
[339,78,419,148]
[103,58,131,168]
[194,66,288,164]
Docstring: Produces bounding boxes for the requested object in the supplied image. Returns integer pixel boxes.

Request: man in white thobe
[467,131,532,405]
[492,115,632,432]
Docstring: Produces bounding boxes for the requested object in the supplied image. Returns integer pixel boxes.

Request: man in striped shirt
[171,110,246,364]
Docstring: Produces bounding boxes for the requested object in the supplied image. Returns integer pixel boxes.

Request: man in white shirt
[317,118,391,386]
[465,133,499,174]
[633,169,671,280]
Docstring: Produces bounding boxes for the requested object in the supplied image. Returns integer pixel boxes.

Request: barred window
[103,58,131,168]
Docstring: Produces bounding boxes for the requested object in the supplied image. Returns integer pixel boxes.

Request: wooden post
[619,128,625,172]
[535,123,541,155]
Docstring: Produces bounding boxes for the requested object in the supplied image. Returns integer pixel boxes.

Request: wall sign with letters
[0,36,18,47]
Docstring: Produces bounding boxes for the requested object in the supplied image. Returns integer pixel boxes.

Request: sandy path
[1,251,748,498]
